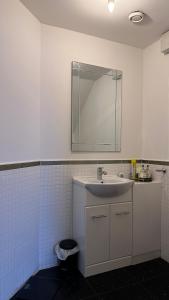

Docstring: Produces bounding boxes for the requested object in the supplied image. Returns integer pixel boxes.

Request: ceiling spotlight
[129,11,144,23]
[108,0,115,13]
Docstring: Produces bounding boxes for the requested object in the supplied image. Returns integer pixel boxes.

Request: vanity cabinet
[73,178,162,277]
[73,182,133,277]
[133,182,161,262]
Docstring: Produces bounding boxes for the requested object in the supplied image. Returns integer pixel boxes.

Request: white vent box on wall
[161,31,169,54]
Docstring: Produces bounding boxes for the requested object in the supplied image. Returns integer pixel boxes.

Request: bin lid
[59,239,77,250]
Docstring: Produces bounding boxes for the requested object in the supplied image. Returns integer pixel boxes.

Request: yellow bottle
[131,159,136,180]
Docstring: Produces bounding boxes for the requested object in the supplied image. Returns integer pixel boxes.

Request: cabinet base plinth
[82,251,161,277]
[132,250,161,265]
[84,256,132,277]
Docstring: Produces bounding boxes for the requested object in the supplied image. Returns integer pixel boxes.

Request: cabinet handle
[155,168,166,174]
[91,215,107,219]
[115,211,130,216]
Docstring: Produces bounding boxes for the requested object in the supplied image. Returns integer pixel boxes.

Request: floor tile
[127,259,169,283]
[11,276,61,300]
[10,259,169,300]
[143,274,169,299]
[54,271,96,300]
[36,266,68,280]
[97,284,152,300]
[87,267,135,294]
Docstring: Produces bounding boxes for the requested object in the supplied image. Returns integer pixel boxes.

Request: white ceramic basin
[73,176,133,197]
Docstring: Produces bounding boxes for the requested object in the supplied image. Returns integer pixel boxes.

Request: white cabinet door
[86,205,109,265]
[110,202,132,260]
[133,182,161,256]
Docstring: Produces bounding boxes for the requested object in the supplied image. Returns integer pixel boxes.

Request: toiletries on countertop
[130,160,152,182]
[138,164,152,182]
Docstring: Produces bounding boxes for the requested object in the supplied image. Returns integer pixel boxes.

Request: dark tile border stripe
[40,160,133,165]
[41,159,169,166]
[0,159,168,171]
[0,161,40,171]
[143,160,169,166]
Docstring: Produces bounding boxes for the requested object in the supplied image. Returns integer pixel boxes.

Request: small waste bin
[55,239,79,271]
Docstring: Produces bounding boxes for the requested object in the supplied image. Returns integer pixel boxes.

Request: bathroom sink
[73,176,133,197]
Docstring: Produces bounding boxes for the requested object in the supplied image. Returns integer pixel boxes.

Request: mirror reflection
[71,62,122,152]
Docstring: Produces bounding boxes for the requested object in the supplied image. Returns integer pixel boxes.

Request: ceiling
[20,0,169,48]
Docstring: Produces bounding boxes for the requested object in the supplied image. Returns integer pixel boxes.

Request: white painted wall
[40,25,142,160]
[0,0,41,163]
[142,40,169,160]
[0,1,41,299]
[0,4,142,162]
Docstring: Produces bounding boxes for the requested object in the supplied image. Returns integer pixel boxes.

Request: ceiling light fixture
[108,0,115,13]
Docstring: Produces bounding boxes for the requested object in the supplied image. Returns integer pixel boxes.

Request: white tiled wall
[1,162,169,300]
[0,167,40,300]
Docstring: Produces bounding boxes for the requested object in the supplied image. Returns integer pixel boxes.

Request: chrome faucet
[97,167,107,181]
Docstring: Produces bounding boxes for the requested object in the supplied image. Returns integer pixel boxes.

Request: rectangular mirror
[71,61,122,152]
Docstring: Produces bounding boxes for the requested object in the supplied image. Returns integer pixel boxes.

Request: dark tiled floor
[11,258,169,300]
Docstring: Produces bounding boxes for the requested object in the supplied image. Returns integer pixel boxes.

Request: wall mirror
[71,61,122,152]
